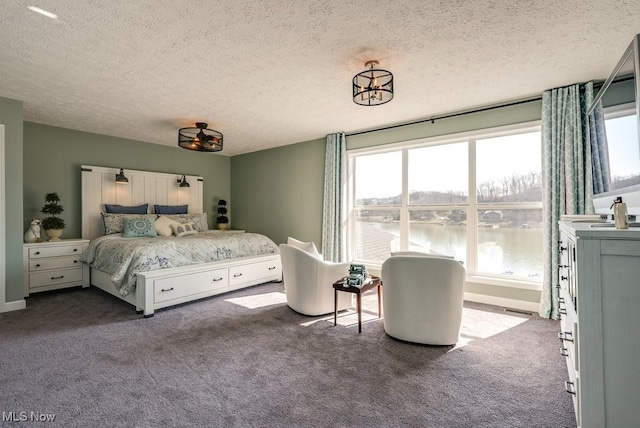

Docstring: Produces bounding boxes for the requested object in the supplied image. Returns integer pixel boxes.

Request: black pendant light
[178,122,223,152]
[352,60,394,106]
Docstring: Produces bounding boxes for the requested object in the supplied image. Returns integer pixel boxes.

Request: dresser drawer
[565,356,580,427]
[29,255,82,272]
[560,300,578,373]
[30,267,84,288]
[229,258,281,286]
[154,268,228,303]
[29,244,84,259]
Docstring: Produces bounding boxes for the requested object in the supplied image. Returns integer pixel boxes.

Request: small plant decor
[41,192,66,231]
[216,199,229,230]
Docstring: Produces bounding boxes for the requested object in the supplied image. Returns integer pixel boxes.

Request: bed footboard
[132,254,282,316]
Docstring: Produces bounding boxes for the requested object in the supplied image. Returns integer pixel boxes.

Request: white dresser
[23,239,90,296]
[558,221,640,427]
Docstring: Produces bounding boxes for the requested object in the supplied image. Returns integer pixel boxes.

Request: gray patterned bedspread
[82,232,279,297]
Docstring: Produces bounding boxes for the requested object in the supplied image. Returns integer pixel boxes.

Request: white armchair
[279,239,352,316]
[381,254,466,345]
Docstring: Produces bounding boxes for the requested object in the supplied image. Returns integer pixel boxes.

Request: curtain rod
[345,74,634,138]
[346,96,542,137]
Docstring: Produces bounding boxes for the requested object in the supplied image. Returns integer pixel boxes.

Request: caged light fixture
[352,60,394,106]
[178,122,223,152]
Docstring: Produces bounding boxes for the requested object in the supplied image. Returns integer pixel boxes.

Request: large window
[348,124,543,286]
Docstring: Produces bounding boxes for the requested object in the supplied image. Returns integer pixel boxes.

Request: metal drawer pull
[558,308,567,315]
[560,347,569,357]
[558,332,574,342]
[161,287,174,292]
[234,273,243,277]
[558,245,567,253]
[555,283,561,289]
[73,248,78,252]
[74,260,78,263]
[51,275,64,280]
[212,277,223,282]
[35,251,40,255]
[558,297,565,304]
[564,381,576,395]
[560,275,568,281]
[35,264,41,267]
[268,266,276,270]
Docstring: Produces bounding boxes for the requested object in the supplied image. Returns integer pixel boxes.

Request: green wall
[347,99,543,150]
[0,96,25,303]
[231,138,326,246]
[23,123,231,239]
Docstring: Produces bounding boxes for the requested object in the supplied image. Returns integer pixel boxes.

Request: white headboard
[81,165,204,240]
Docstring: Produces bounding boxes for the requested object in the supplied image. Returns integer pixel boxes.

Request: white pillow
[287,237,323,260]
[155,215,182,237]
[162,213,209,232]
[170,221,198,237]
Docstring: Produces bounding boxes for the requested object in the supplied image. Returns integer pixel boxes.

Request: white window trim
[347,120,542,291]
[603,102,635,118]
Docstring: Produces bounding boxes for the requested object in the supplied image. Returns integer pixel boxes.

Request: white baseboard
[1,299,26,313]
[464,292,539,314]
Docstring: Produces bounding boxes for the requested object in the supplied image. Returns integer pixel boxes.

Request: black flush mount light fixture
[115,168,129,184]
[352,60,394,106]
[177,175,190,188]
[178,122,223,152]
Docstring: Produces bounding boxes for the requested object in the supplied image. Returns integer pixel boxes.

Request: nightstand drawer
[29,256,82,272]
[29,244,84,259]
[30,267,84,288]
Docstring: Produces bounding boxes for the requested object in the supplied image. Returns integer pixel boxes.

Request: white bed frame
[81,165,282,317]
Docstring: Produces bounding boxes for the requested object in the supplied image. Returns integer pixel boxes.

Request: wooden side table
[333,275,382,333]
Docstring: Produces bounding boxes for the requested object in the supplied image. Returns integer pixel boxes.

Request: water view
[356,220,543,279]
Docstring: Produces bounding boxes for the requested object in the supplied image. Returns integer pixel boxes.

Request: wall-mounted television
[589,34,640,218]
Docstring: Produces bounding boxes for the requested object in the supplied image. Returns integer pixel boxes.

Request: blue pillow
[123,217,157,238]
[105,203,148,214]
[154,204,188,214]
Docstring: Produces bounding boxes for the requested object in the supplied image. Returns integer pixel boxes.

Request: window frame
[346,121,543,290]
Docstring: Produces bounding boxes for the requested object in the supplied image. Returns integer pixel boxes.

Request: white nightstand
[23,239,90,297]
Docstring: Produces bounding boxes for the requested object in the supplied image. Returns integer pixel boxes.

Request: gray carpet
[0,282,576,428]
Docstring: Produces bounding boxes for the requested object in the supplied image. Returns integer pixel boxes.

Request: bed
[81,165,282,317]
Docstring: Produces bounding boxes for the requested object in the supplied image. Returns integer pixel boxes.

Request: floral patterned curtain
[539,82,596,319]
[322,132,346,262]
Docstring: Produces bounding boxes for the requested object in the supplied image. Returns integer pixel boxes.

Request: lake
[360,222,543,279]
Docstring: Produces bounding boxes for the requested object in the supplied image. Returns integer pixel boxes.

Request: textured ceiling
[1,1,639,156]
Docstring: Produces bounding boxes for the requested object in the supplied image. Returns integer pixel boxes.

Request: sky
[354,131,542,199]
[354,114,640,200]
[605,114,640,178]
